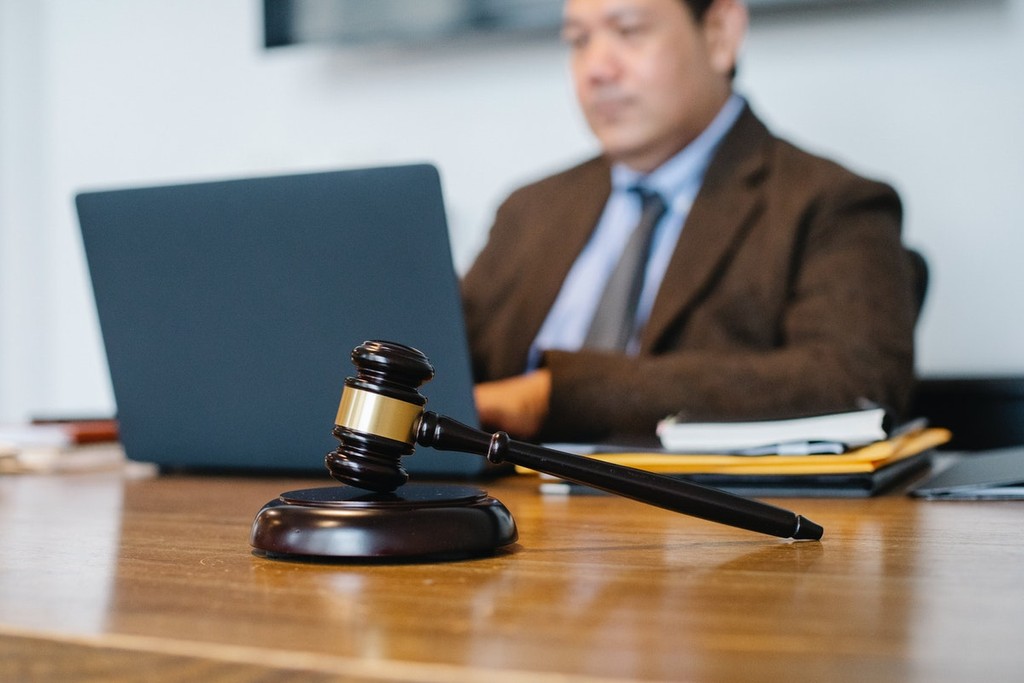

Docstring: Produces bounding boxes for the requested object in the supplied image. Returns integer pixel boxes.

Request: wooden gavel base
[250,484,518,562]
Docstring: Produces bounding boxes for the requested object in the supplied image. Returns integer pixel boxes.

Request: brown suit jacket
[462,106,917,441]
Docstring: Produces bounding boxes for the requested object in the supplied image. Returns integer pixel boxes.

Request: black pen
[457,417,824,541]
[330,340,825,542]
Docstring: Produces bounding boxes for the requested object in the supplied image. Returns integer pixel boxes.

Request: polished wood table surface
[1,467,1022,682]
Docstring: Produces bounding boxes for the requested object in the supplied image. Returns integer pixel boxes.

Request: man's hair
[680,0,738,79]
[681,0,715,21]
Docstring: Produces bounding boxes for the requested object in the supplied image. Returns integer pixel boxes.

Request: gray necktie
[584,187,668,351]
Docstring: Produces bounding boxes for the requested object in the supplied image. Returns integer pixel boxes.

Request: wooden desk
[1,469,1022,682]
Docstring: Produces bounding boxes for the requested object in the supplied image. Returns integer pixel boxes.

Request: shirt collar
[610,93,746,209]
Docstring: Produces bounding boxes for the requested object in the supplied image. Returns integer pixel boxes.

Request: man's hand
[474,369,552,440]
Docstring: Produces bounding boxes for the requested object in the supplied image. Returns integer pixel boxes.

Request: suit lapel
[517,159,612,348]
[641,107,772,351]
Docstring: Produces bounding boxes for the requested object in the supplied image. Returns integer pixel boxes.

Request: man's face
[562,0,740,172]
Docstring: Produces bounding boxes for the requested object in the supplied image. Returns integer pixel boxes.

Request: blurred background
[1,0,1021,423]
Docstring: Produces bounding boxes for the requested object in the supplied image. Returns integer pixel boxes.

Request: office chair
[911,377,1024,451]
[903,249,1024,450]
[902,249,1024,450]
[905,248,929,321]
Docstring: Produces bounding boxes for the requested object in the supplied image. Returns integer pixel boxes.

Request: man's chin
[593,135,649,167]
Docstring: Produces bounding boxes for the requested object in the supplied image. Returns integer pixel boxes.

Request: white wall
[1,0,1022,422]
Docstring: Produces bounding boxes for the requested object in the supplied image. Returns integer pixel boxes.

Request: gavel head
[325,340,435,493]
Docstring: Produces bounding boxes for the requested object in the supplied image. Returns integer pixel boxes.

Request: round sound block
[250,483,518,562]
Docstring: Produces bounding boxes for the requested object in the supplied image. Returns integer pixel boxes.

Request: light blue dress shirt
[528,94,746,370]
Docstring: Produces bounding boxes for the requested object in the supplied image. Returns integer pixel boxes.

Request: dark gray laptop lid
[77,164,484,476]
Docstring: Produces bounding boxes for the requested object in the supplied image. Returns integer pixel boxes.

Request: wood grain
[2,470,1022,682]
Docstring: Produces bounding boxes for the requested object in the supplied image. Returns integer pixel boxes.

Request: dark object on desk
[910,447,1024,500]
[251,340,822,561]
[533,427,948,499]
[685,450,932,497]
[77,164,486,478]
[250,340,822,562]
[911,377,1024,451]
[251,484,517,560]
[542,451,932,499]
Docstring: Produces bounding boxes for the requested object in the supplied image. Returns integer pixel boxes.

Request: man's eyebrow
[562,7,649,30]
[607,8,651,23]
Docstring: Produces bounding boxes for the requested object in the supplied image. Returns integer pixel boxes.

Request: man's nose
[578,33,622,84]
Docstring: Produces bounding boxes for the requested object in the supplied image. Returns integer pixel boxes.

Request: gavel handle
[416,411,823,541]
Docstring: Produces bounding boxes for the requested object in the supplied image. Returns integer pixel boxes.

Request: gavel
[324,340,823,541]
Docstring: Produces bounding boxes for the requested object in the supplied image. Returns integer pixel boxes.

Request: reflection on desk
[1,471,1023,682]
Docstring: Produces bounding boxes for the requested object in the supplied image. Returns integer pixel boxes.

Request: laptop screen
[77,164,484,476]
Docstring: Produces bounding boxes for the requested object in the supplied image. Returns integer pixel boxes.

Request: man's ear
[703,0,749,77]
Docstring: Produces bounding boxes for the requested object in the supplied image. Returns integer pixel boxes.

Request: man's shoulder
[775,136,885,185]
[732,110,903,230]
[746,110,896,194]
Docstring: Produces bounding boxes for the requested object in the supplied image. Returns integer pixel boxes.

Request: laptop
[76,163,488,477]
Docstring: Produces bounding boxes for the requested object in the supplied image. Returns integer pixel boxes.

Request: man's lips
[587,94,634,120]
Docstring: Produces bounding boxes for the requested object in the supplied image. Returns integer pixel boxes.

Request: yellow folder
[516,428,951,476]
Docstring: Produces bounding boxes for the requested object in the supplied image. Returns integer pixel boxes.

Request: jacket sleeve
[539,176,918,443]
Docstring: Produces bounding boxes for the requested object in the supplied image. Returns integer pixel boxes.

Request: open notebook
[77,164,488,477]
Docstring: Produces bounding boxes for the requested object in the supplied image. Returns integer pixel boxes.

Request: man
[462,0,917,442]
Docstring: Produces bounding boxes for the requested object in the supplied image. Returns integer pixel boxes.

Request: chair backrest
[911,377,1024,451]
[903,250,1024,450]
[905,248,929,322]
